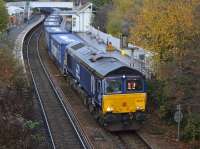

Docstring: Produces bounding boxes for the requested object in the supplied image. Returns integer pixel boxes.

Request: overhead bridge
[6,1,73,9]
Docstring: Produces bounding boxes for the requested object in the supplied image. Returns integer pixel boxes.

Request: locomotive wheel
[97,112,107,126]
[98,116,107,127]
[93,108,100,120]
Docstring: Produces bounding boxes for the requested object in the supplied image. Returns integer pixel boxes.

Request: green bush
[147,79,177,123]
[183,114,200,141]
[31,133,45,144]
[147,80,167,109]
[25,120,40,130]
[0,0,8,32]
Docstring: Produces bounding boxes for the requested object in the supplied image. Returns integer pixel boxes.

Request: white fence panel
[90,26,121,49]
[88,26,154,78]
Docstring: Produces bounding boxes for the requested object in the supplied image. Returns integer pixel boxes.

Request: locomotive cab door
[96,80,102,106]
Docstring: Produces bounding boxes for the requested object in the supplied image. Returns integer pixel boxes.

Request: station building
[60,3,93,32]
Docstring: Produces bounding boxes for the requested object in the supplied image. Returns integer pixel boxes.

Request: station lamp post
[120,22,139,68]
[128,44,139,68]
[120,22,129,48]
[24,0,30,22]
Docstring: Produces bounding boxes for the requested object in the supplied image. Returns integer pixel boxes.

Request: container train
[43,16,147,131]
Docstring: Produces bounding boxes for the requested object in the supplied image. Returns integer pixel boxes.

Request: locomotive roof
[45,27,68,33]
[51,33,82,45]
[68,42,144,78]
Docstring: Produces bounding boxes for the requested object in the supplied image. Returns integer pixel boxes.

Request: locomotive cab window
[106,78,122,94]
[126,79,143,92]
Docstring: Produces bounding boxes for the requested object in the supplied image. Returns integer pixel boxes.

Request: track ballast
[24,25,93,149]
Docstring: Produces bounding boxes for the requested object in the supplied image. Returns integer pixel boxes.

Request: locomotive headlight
[106,107,113,112]
[136,106,143,110]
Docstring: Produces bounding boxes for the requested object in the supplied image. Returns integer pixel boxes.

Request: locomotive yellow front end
[102,93,146,114]
[100,76,147,131]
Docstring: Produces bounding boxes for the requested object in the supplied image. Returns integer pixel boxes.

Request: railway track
[114,132,153,149]
[24,25,93,149]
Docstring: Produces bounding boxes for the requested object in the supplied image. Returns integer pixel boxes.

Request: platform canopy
[7,6,24,15]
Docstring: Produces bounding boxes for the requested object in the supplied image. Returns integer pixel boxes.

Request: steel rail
[136,132,154,149]
[116,132,153,149]
[36,29,94,149]
[26,27,56,149]
[26,24,94,149]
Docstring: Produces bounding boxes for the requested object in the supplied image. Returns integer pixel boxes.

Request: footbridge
[6,1,73,9]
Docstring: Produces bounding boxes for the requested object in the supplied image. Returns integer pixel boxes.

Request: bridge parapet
[7,1,73,9]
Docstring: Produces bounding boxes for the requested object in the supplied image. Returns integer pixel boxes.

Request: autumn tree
[130,0,200,100]
[0,48,25,87]
[90,0,112,31]
[130,0,195,61]
[0,47,41,148]
[0,0,8,32]
[90,0,111,9]
[129,0,200,140]
[106,0,144,36]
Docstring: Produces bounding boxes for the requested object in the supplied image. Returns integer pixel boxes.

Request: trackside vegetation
[0,47,45,148]
[92,0,200,144]
[0,0,8,32]
[0,2,44,147]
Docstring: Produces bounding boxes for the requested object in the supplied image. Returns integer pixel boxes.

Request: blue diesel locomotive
[45,27,147,131]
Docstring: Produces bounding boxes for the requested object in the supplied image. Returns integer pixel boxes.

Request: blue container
[44,27,68,52]
[47,15,62,21]
[48,15,60,19]
[50,34,82,72]
[44,21,60,27]
[45,16,62,23]
[45,18,60,22]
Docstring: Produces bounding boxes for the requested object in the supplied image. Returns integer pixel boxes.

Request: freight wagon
[44,27,68,53]
[50,33,82,73]
[44,21,60,27]
[45,16,62,23]
[45,18,60,22]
